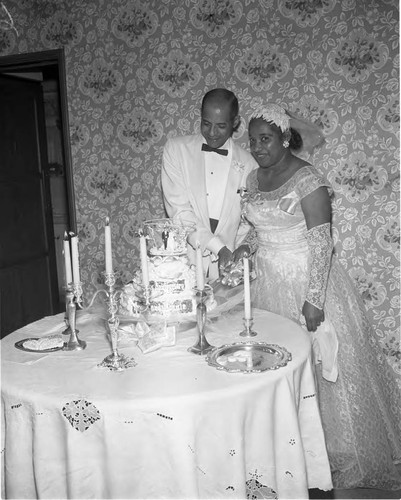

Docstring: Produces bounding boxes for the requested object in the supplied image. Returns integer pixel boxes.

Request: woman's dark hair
[249,117,304,152]
[289,128,303,151]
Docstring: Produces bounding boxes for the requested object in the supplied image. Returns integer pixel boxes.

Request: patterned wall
[1,0,399,374]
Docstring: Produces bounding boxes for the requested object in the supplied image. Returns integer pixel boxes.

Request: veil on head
[249,104,325,154]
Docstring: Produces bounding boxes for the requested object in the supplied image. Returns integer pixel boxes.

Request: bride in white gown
[240,104,401,489]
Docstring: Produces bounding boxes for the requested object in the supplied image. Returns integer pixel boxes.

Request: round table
[1,306,332,499]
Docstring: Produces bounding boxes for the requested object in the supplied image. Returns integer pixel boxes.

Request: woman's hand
[218,246,234,274]
[302,300,324,332]
[232,244,251,262]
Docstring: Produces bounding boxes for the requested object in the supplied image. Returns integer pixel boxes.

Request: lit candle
[196,241,205,290]
[63,231,73,286]
[70,232,81,284]
[104,218,113,274]
[243,256,251,320]
[139,233,149,288]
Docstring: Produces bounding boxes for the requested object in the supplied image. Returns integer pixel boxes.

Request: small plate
[14,338,64,353]
[206,341,292,373]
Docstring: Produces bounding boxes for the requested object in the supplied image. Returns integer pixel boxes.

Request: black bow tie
[201,143,228,156]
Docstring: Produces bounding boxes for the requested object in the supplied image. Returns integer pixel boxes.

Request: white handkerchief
[117,323,138,344]
[311,319,338,382]
[137,323,176,354]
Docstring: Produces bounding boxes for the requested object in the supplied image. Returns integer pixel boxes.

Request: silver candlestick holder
[98,271,137,371]
[63,285,87,351]
[133,283,152,312]
[62,282,73,335]
[142,284,151,308]
[62,281,83,335]
[239,317,258,338]
[71,281,84,308]
[126,283,152,318]
[188,285,214,355]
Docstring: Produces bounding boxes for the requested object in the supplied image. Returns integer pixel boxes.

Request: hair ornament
[249,104,290,132]
[249,103,325,154]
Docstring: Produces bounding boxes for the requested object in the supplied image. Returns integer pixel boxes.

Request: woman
[242,104,401,489]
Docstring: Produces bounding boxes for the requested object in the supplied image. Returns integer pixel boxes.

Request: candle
[63,231,73,286]
[70,232,81,284]
[104,218,113,274]
[196,241,205,290]
[243,256,251,320]
[139,233,149,288]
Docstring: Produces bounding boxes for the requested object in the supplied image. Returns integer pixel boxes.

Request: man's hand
[232,244,250,262]
[218,246,233,274]
[302,301,324,332]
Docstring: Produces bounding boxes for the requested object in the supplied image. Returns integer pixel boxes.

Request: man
[161,88,258,279]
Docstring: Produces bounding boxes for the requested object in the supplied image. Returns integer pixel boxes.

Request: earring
[283,140,289,148]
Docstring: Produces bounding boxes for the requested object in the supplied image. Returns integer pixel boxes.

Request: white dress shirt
[204,138,232,221]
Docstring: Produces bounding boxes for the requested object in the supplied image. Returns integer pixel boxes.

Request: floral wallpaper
[1,0,399,375]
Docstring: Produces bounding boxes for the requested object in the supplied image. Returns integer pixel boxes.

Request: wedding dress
[242,166,401,490]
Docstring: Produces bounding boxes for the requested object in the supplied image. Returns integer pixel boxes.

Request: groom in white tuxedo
[161,88,258,279]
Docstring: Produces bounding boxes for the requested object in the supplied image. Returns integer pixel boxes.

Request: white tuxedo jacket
[161,134,258,278]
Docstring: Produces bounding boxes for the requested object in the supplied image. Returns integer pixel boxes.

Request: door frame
[0,48,76,232]
[0,73,61,334]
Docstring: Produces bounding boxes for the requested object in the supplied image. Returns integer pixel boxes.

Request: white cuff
[207,236,225,257]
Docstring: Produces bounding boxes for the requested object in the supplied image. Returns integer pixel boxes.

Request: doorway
[0,49,76,336]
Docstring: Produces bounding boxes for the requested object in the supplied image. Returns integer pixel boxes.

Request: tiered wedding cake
[119,219,216,318]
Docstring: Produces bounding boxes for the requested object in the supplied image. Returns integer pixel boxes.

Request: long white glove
[239,225,258,254]
[305,222,333,310]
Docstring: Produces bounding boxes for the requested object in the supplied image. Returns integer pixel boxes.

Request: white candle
[63,231,73,286]
[140,234,149,288]
[196,241,205,290]
[104,218,113,274]
[243,257,251,320]
[70,232,81,284]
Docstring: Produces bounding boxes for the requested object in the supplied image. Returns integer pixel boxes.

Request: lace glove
[305,223,333,310]
[240,225,258,254]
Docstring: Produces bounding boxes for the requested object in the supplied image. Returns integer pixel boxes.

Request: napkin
[116,322,138,344]
[310,319,338,382]
[137,322,176,354]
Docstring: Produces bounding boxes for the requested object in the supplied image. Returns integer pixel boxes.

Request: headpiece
[249,103,325,154]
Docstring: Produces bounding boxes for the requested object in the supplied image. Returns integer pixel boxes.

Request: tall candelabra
[97,272,137,371]
[63,282,87,351]
[188,285,214,355]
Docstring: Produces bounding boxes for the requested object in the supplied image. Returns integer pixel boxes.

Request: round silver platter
[206,341,292,373]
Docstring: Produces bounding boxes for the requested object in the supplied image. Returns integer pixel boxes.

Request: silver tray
[206,341,292,373]
[14,338,64,353]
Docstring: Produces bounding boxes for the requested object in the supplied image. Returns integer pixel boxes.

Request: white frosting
[120,254,216,318]
[148,255,196,315]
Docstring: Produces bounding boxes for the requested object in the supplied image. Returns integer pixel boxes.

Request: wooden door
[0,74,60,337]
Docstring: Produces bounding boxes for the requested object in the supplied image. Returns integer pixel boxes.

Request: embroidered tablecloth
[1,307,332,499]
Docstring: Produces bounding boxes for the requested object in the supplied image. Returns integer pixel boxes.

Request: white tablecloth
[1,307,332,499]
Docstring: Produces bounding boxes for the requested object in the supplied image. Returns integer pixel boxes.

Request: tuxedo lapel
[186,136,209,227]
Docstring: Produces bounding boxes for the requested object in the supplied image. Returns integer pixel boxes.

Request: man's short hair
[201,88,239,119]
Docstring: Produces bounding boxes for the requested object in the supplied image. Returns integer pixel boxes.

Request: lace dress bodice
[242,166,331,252]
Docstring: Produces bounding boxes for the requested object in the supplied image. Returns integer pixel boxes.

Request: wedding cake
[119,219,216,318]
